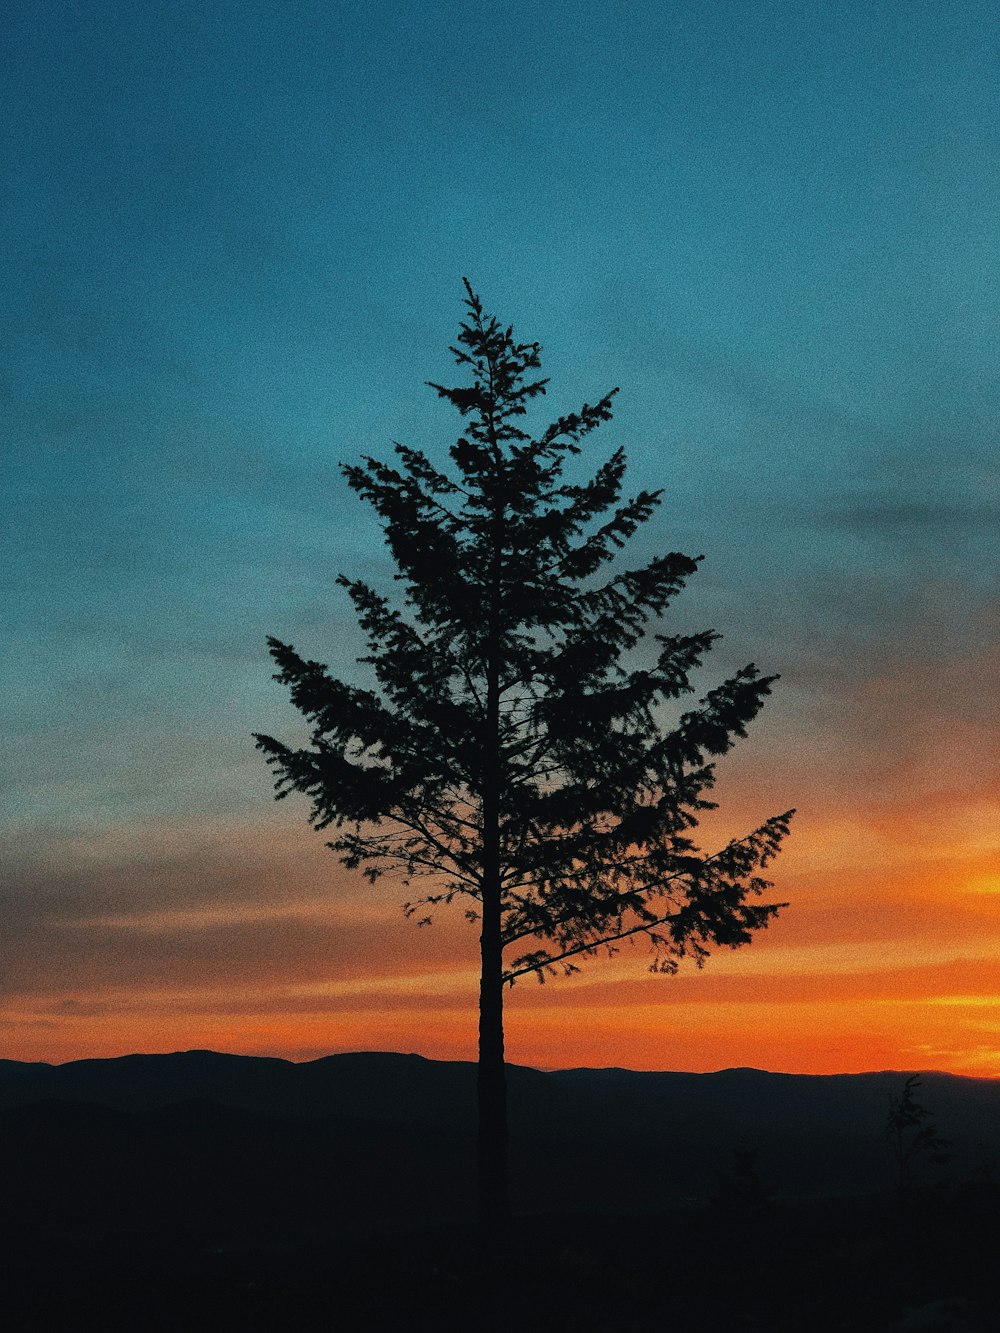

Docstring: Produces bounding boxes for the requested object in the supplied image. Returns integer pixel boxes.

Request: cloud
[0,815,479,1005]
[506,954,1000,1011]
[0,899,475,999]
[826,499,997,538]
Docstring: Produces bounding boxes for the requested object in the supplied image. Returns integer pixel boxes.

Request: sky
[3,0,998,1075]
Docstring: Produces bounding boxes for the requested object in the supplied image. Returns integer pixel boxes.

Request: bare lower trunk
[477,882,509,1242]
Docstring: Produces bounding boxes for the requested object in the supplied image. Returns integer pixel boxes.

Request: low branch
[502,907,680,982]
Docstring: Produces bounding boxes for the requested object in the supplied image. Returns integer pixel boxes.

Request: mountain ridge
[2,1048,998,1202]
[5,1048,1000,1329]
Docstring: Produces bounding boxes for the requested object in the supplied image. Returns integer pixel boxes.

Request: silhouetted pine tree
[886,1075,953,1193]
[254,282,794,1242]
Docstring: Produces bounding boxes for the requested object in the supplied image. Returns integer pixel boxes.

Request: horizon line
[5,1047,997,1081]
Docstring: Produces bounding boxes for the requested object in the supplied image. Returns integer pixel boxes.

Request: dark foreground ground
[6,1147,1000,1331]
[7,1188,1000,1332]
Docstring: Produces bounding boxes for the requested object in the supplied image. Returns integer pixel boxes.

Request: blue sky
[3,0,998,1069]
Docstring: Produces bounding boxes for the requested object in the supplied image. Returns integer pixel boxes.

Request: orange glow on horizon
[6,789,998,1077]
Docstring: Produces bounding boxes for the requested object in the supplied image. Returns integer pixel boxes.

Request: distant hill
[5,1054,1000,1330]
[2,1050,998,1205]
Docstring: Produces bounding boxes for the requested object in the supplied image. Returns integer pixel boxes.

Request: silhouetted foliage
[254,282,794,1238]
[886,1074,953,1192]
[713,1136,772,1215]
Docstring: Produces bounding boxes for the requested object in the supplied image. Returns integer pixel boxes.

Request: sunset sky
[4,0,998,1075]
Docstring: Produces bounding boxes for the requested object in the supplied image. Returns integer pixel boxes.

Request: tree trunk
[478,877,509,1242]
[478,451,509,1245]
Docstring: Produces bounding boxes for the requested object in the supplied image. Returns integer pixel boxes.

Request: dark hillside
[2,1052,997,1200]
[4,1053,1000,1330]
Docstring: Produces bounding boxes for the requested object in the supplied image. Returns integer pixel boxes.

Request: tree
[254,282,794,1242]
[886,1074,952,1193]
